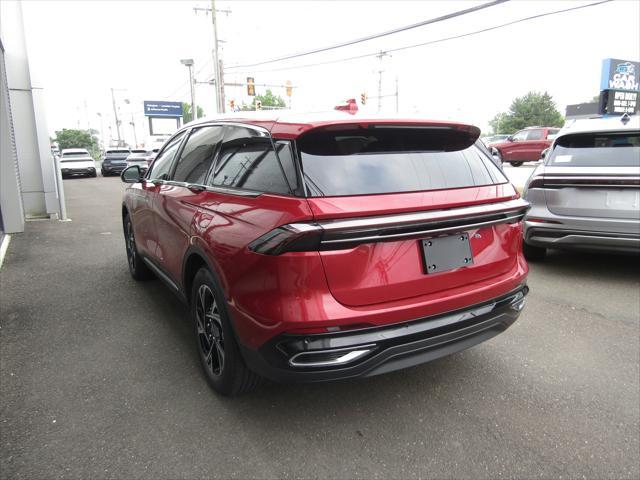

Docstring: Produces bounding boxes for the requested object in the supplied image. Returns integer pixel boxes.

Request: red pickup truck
[489,127,560,167]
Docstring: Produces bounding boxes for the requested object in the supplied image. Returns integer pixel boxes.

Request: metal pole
[376,51,385,113]
[53,156,67,221]
[130,115,138,147]
[395,76,399,113]
[111,88,122,147]
[211,0,224,113]
[188,63,197,121]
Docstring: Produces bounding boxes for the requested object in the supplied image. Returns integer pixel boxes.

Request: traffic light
[285,80,293,98]
[256,100,262,110]
[229,99,235,111]
[360,92,367,105]
[247,77,255,96]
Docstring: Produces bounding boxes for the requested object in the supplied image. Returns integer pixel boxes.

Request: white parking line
[0,234,11,270]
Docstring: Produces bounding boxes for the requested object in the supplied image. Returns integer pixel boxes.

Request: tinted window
[547,129,560,140]
[298,128,506,197]
[548,132,640,167]
[62,152,89,157]
[526,129,544,140]
[512,130,528,141]
[148,131,186,181]
[209,127,291,194]
[172,126,223,184]
[273,141,298,191]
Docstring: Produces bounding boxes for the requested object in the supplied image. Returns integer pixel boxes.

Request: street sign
[143,101,182,117]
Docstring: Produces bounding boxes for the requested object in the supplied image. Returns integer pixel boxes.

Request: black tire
[523,241,546,261]
[511,161,524,167]
[123,214,153,280]
[101,169,108,177]
[191,267,262,396]
[90,171,97,178]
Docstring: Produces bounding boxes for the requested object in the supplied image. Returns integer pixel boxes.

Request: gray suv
[523,115,639,259]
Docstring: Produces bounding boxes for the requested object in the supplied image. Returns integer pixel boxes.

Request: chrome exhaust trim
[288,345,376,368]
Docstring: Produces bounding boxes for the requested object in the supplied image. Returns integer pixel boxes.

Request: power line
[228,0,613,76]
[226,0,509,70]
[161,59,214,100]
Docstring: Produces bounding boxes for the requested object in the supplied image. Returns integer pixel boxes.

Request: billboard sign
[143,101,183,117]
[600,58,639,92]
[604,90,639,115]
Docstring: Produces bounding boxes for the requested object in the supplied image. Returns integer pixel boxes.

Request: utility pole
[376,51,390,113]
[110,88,122,147]
[211,0,225,113]
[193,2,230,114]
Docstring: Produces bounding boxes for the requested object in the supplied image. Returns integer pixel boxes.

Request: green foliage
[489,91,564,134]
[54,129,99,158]
[254,89,286,108]
[182,102,205,123]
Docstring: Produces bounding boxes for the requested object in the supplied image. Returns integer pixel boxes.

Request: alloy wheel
[195,284,225,376]
[125,219,137,271]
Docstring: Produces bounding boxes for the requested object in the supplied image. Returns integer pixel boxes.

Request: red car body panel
[490,127,557,162]
[123,112,529,379]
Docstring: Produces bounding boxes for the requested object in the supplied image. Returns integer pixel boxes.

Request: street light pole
[181,58,197,121]
[110,88,122,147]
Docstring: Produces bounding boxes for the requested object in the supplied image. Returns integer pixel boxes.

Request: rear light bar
[249,198,530,255]
[542,175,640,188]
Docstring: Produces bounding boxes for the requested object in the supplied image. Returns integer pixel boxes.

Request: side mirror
[121,165,142,183]
[507,135,514,142]
[540,148,549,161]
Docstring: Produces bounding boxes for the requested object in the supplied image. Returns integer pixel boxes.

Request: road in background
[502,162,538,190]
[1,176,638,479]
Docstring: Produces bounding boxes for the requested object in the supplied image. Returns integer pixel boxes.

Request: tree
[182,102,205,123]
[54,129,100,158]
[489,91,564,134]
[254,89,286,109]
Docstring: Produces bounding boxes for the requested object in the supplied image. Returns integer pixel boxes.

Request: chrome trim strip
[315,198,529,232]
[142,257,179,291]
[321,213,525,245]
[289,345,376,368]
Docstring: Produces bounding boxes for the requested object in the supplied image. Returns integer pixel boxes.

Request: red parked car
[121,112,529,395]
[489,126,560,167]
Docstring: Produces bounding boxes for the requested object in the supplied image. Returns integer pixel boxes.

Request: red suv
[121,113,529,395]
[489,127,560,167]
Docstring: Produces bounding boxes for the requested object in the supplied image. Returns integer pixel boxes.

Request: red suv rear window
[298,127,506,197]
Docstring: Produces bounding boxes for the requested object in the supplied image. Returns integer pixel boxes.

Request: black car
[101,148,131,176]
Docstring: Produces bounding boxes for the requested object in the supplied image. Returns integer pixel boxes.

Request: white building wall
[0,0,62,220]
[0,40,25,234]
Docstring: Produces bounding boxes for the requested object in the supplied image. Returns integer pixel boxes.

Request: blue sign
[143,101,183,117]
[600,58,640,92]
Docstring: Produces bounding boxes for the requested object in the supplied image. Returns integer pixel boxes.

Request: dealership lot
[1,176,638,479]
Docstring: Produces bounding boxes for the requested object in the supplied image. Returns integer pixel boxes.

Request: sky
[17,0,640,146]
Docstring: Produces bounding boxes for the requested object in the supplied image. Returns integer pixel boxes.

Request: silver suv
[522,114,640,260]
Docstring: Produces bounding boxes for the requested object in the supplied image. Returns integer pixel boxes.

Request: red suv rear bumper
[239,285,528,383]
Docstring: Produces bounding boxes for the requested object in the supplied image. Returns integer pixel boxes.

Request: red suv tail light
[248,223,322,255]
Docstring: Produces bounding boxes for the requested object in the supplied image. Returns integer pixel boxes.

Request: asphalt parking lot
[1,175,639,479]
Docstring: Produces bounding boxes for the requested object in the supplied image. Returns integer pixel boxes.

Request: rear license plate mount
[421,233,473,274]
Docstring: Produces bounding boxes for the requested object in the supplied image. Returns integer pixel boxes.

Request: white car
[125,150,152,174]
[59,148,97,178]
